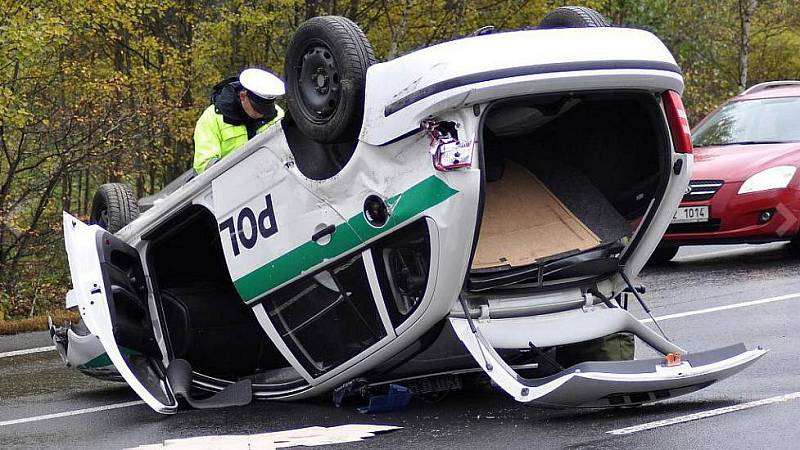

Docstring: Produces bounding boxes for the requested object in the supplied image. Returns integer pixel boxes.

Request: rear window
[693,97,800,147]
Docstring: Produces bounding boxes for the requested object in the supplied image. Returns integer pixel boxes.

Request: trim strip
[78,352,112,369]
[384,60,682,116]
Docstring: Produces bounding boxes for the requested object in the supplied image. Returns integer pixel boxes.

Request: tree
[1,0,799,319]
[738,0,759,90]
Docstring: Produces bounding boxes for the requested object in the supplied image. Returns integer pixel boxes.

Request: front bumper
[663,183,800,245]
[50,318,123,382]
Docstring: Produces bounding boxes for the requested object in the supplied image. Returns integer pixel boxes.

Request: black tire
[647,245,680,265]
[538,6,610,29]
[789,237,800,255]
[90,183,139,233]
[284,15,376,144]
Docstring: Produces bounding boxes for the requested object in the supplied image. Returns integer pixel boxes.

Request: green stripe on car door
[234,175,458,304]
[77,346,142,370]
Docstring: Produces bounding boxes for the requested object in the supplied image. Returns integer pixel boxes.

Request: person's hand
[204,157,220,172]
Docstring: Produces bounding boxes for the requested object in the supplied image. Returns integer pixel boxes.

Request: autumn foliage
[1,0,799,321]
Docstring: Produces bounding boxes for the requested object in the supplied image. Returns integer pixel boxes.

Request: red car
[652,81,800,263]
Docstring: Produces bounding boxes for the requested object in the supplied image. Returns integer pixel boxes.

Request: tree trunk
[387,0,412,60]
[738,0,759,91]
[347,0,359,19]
[230,20,243,74]
[83,169,90,215]
[305,0,320,20]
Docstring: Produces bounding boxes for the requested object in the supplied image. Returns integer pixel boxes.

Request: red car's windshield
[692,96,800,147]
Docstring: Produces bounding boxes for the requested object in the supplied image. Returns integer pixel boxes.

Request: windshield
[692,97,800,147]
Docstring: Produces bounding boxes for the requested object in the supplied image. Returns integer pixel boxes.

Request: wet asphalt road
[2,243,799,449]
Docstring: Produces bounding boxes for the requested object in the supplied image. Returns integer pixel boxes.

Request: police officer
[193,68,286,174]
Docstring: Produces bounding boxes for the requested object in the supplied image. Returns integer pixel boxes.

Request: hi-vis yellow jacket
[192,104,285,174]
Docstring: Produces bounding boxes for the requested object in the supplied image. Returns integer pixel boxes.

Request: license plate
[672,206,709,224]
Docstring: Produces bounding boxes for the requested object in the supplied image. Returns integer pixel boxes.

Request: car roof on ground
[734,82,800,101]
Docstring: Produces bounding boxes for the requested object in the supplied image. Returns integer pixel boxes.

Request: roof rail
[741,80,800,95]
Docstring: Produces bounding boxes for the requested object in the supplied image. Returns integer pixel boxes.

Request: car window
[692,97,800,147]
[261,254,387,377]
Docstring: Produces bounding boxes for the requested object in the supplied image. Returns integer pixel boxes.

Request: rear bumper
[449,302,767,408]
[663,183,800,245]
[522,344,766,408]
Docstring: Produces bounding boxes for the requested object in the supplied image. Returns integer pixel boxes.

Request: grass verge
[0,311,81,336]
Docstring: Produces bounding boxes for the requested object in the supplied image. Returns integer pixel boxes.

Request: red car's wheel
[789,236,800,254]
[647,245,680,265]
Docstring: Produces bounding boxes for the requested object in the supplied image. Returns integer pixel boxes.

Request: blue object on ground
[357,384,413,413]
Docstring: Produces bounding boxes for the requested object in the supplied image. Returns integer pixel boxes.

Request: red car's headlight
[738,166,797,194]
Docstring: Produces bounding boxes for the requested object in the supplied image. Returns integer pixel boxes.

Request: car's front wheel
[538,6,610,28]
[647,245,680,265]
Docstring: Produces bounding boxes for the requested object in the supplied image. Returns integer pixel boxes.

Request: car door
[62,213,177,413]
[209,137,403,383]
[211,141,362,306]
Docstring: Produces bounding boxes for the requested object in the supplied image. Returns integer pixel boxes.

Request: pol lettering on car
[219,194,278,256]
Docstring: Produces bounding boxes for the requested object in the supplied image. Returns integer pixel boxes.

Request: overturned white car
[53,8,765,414]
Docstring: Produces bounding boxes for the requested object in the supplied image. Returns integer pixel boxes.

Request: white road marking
[129,424,402,449]
[0,346,55,358]
[0,401,145,427]
[607,391,800,435]
[640,292,800,323]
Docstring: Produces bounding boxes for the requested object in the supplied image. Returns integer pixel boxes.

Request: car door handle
[311,224,336,242]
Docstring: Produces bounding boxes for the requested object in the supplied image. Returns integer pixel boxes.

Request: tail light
[422,120,473,171]
[662,90,693,154]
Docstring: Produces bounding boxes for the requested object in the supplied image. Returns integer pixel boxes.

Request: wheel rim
[297,42,341,122]
[94,208,108,229]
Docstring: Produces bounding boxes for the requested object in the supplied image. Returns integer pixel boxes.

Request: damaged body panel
[54,15,765,414]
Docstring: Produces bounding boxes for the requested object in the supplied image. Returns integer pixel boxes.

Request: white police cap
[239,68,285,99]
